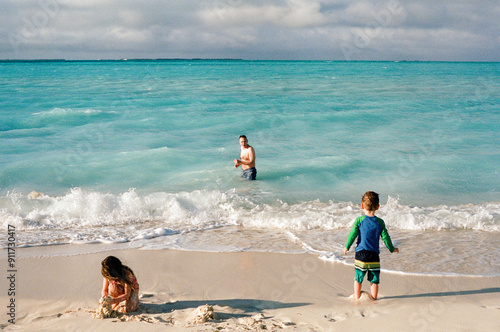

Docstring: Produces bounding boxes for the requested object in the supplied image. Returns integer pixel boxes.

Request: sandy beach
[1,247,499,331]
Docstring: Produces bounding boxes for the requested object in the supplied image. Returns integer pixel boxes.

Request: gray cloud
[0,0,498,61]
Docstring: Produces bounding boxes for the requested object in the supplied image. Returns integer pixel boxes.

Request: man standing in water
[233,135,257,180]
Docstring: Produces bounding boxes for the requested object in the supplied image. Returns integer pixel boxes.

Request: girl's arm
[101,278,109,297]
[110,283,132,304]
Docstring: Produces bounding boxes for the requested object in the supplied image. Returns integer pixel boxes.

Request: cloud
[0,0,498,61]
[200,0,327,28]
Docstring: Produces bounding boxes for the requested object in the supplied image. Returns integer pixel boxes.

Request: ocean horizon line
[0,58,498,64]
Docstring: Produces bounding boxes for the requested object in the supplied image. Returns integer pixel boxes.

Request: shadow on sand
[134,297,310,319]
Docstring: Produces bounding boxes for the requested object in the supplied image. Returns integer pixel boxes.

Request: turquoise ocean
[1,60,499,276]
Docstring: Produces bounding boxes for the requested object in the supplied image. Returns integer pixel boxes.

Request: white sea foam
[33,108,104,116]
[1,189,498,244]
[382,196,500,231]
[2,188,499,276]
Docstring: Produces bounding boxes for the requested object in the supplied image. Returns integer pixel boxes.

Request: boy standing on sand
[343,191,399,300]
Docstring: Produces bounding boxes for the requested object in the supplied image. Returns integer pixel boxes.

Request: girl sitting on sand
[101,256,140,312]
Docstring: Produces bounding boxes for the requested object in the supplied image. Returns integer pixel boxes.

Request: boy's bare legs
[370,283,379,300]
[354,281,362,299]
[353,281,378,300]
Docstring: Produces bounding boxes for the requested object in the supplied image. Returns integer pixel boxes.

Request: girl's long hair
[101,256,134,286]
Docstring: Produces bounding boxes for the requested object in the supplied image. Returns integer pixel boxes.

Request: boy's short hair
[362,191,379,211]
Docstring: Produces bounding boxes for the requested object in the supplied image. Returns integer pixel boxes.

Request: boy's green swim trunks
[354,250,380,284]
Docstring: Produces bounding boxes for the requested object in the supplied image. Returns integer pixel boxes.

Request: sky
[0,0,498,61]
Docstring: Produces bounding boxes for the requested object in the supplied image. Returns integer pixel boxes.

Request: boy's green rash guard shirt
[345,215,395,254]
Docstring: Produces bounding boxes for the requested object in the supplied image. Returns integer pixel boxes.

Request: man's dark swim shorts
[242,167,257,180]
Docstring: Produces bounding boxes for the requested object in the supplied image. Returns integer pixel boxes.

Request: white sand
[1,247,499,331]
